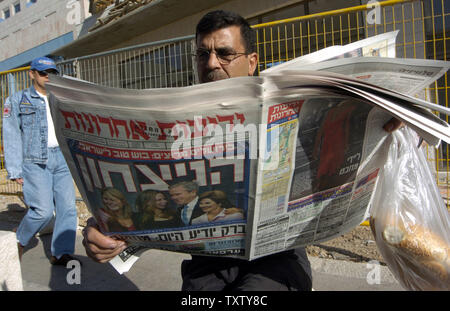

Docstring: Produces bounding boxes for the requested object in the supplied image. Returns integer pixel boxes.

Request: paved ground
[10,229,403,291]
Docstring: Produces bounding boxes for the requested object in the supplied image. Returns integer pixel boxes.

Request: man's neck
[33,83,47,96]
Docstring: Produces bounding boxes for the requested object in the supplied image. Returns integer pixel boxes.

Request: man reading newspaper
[82,10,401,291]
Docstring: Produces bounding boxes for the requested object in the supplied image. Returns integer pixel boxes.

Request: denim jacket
[2,85,50,179]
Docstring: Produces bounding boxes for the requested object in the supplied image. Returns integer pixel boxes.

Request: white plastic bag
[370,127,450,290]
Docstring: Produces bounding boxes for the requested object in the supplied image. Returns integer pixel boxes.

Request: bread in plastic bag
[369,127,450,290]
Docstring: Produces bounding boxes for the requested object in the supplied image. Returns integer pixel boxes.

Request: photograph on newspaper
[290,96,373,198]
[72,138,250,257]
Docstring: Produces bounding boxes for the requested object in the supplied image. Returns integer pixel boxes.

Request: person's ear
[247,52,258,76]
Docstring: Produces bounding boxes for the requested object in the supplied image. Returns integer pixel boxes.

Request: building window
[3,8,10,19]
[26,0,37,8]
[14,2,20,14]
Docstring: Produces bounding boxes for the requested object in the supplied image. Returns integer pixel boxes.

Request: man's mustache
[205,70,228,82]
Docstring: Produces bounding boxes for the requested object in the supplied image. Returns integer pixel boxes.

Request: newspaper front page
[48,65,450,273]
[47,54,450,273]
[48,77,266,271]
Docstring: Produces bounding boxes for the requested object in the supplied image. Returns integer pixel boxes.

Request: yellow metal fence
[1,0,449,199]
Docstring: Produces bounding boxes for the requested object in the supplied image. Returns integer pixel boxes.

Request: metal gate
[57,35,197,89]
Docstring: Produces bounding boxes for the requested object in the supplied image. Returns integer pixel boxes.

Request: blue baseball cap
[30,57,59,73]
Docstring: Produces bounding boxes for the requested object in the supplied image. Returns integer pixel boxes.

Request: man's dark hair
[196,10,256,53]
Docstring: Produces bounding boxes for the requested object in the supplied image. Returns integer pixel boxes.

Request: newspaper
[45,30,450,273]
[46,55,450,274]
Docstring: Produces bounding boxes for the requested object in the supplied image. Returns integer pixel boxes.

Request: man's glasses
[35,69,58,77]
[195,48,248,65]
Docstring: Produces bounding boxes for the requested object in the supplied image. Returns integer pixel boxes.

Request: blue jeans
[16,147,77,257]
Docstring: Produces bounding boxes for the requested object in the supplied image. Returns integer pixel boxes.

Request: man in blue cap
[2,56,78,265]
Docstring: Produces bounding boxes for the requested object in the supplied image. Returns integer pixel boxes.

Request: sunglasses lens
[37,69,58,76]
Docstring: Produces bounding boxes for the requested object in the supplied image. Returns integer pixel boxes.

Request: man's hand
[12,178,24,185]
[82,217,127,263]
[383,117,403,133]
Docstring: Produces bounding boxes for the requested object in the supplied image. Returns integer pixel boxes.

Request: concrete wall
[0,0,91,63]
[1,0,364,65]
[0,231,23,291]
[108,0,362,51]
